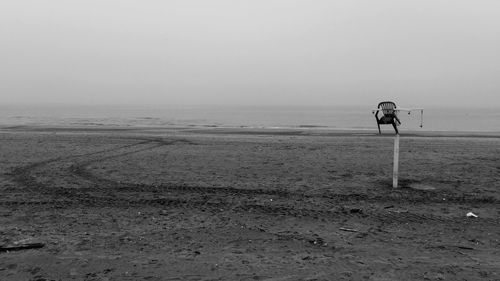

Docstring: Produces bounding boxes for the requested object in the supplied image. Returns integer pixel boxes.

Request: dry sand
[0,126,499,280]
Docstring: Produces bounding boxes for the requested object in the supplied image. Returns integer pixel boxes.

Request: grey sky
[2,0,499,107]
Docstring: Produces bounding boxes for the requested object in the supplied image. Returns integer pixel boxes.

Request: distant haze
[2,0,500,108]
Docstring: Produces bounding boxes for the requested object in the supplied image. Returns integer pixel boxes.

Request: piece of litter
[0,242,45,252]
[339,227,359,233]
[466,212,478,218]
[457,246,475,250]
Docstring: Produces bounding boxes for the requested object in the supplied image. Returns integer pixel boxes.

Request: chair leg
[392,122,399,134]
[375,115,382,134]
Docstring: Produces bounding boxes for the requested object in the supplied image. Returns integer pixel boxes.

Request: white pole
[393,134,400,188]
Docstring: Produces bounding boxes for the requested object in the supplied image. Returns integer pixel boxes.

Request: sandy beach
[0,125,499,280]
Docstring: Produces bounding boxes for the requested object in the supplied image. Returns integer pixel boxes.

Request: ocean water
[0,104,499,132]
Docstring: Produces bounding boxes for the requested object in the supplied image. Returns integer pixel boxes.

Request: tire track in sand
[6,138,167,204]
[64,141,499,227]
[4,136,498,227]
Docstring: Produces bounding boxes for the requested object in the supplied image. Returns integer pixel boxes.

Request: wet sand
[0,126,499,280]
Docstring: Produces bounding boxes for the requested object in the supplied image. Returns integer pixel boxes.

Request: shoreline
[2,123,500,138]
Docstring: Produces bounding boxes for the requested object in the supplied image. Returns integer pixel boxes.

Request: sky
[1,0,500,108]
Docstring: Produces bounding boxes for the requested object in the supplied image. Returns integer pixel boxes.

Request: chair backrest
[378,101,397,117]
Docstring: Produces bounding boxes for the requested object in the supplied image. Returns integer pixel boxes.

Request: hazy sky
[2,0,500,107]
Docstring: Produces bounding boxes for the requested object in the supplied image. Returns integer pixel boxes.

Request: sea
[0,104,499,133]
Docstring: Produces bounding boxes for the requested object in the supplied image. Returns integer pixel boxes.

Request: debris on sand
[349,208,362,214]
[341,207,363,214]
[0,242,45,252]
[457,246,475,250]
[339,227,359,233]
[466,212,478,218]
